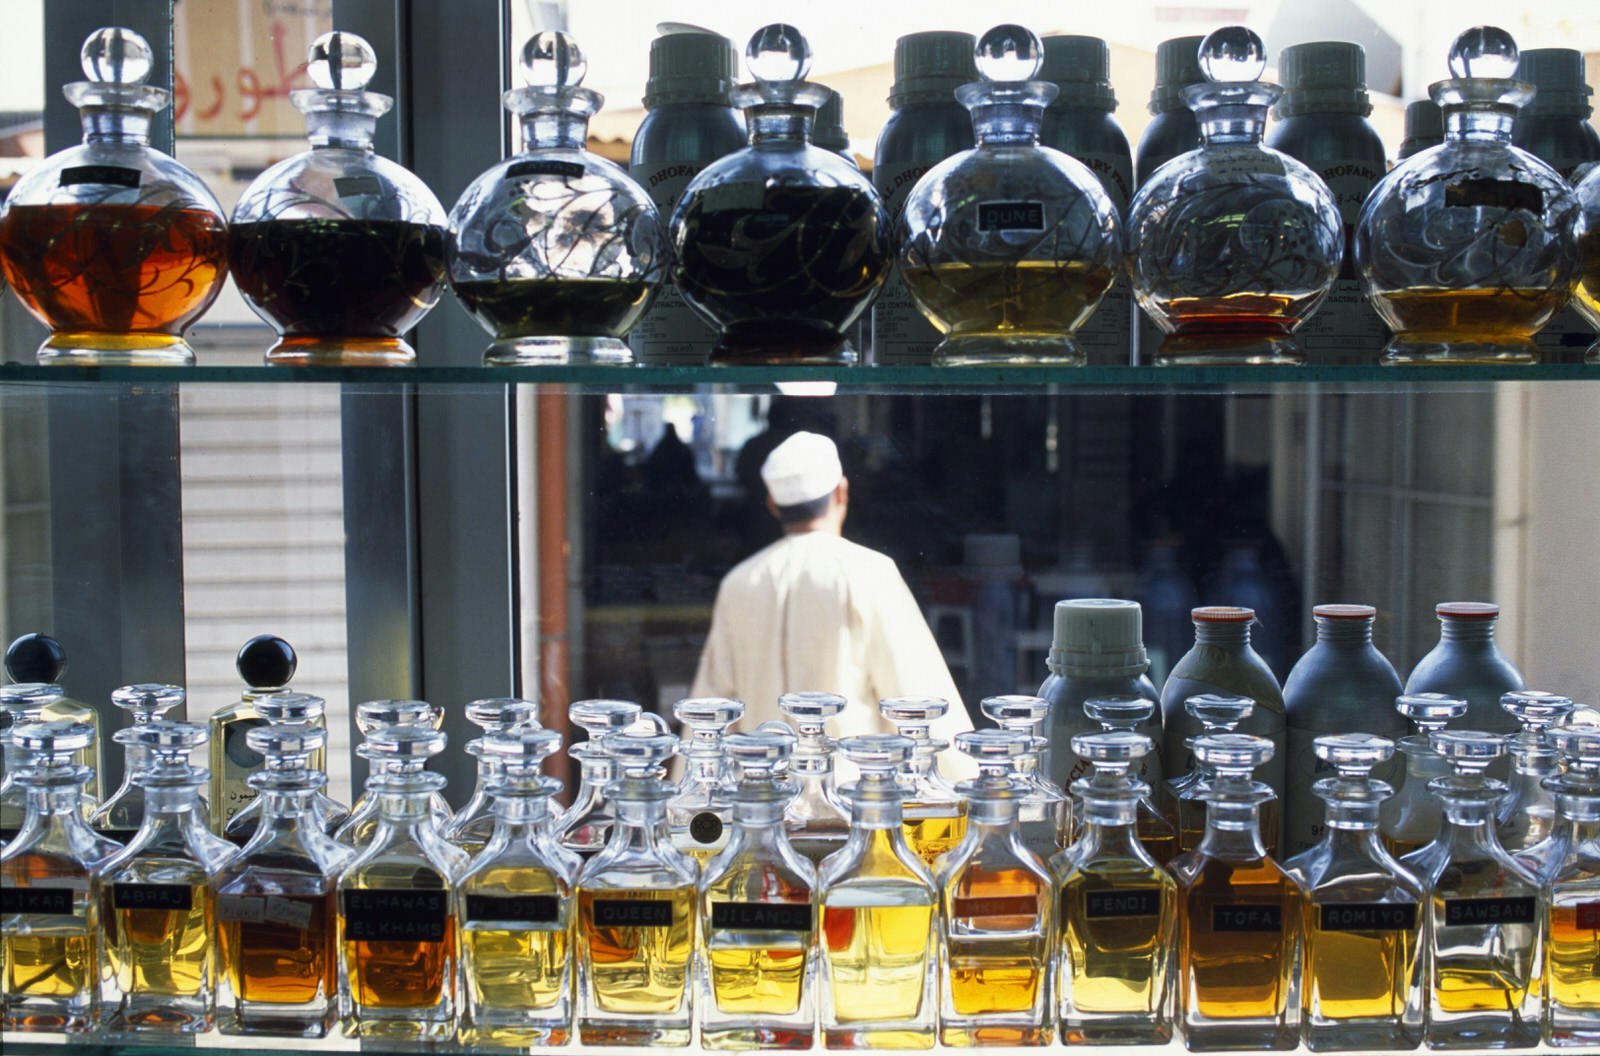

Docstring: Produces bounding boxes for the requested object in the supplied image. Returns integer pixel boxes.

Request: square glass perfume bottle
[937,729,1054,1046]
[669,697,743,863]
[1074,697,1178,865]
[1283,734,1425,1051]
[99,721,238,1033]
[699,728,818,1050]
[980,695,1069,861]
[1495,691,1575,853]
[443,697,540,855]
[208,634,300,836]
[335,699,451,847]
[337,726,467,1039]
[213,724,353,1037]
[457,727,576,1046]
[1538,726,1600,1047]
[1171,733,1301,1051]
[1402,730,1544,1049]
[91,683,188,846]
[1056,731,1177,1045]
[880,697,968,869]
[558,699,642,859]
[223,692,347,845]
[778,692,852,866]
[1,721,118,1032]
[1378,693,1468,859]
[575,715,699,1045]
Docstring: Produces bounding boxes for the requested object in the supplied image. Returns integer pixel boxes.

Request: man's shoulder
[720,534,899,588]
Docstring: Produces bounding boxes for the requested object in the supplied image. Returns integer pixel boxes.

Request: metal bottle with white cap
[1404,601,1524,780]
[627,25,745,363]
[1132,36,1204,364]
[1039,35,1134,366]
[1513,49,1600,361]
[1038,599,1162,791]
[1396,100,1444,161]
[1265,42,1389,364]
[871,31,977,364]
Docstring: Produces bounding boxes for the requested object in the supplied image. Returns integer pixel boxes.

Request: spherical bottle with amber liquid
[0,27,227,365]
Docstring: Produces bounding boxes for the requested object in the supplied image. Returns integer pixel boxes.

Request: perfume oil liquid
[900,259,1116,338]
[1375,286,1568,345]
[452,278,653,340]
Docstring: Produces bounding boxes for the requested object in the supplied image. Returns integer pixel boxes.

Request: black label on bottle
[0,886,77,916]
[689,811,724,845]
[1319,902,1418,932]
[1444,896,1536,926]
[952,895,1040,919]
[1443,179,1543,213]
[334,175,383,198]
[100,828,141,846]
[505,159,585,181]
[976,200,1045,233]
[464,893,561,924]
[0,827,18,844]
[112,883,193,912]
[1083,888,1163,919]
[341,889,448,941]
[591,898,674,928]
[59,165,142,188]
[1211,904,1283,932]
[710,901,813,932]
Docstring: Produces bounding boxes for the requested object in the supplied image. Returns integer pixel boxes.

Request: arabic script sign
[173,1,332,137]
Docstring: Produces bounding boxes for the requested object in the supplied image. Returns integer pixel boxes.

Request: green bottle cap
[644,24,737,108]
[1275,41,1372,117]
[1041,35,1116,111]
[889,30,977,107]
[1149,35,1206,114]
[813,87,850,153]
[1517,48,1593,117]
[1398,99,1444,159]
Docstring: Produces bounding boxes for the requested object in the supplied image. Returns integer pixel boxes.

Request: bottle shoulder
[234,146,447,224]
[6,140,225,216]
[1264,114,1387,170]
[1040,108,1132,159]
[631,104,746,169]
[875,103,976,171]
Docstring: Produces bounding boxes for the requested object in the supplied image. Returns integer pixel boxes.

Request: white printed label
[1296,163,1386,360]
[1068,151,1135,364]
[218,895,265,923]
[629,164,723,364]
[263,896,314,929]
[872,161,944,364]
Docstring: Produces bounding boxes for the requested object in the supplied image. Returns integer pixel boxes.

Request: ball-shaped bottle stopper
[307,30,378,91]
[1198,26,1267,84]
[975,24,1043,83]
[520,30,587,87]
[6,633,67,684]
[236,634,297,690]
[82,27,153,85]
[1448,26,1519,80]
[746,24,811,83]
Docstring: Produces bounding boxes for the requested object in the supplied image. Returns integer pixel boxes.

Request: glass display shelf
[0,360,1596,393]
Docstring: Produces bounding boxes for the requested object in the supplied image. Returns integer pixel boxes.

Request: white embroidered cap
[761,431,843,507]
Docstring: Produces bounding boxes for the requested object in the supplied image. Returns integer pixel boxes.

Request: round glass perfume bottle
[1126,27,1343,365]
[230,32,448,366]
[1356,27,1581,364]
[448,31,664,364]
[671,24,892,364]
[1573,165,1600,362]
[898,24,1120,366]
[0,27,227,365]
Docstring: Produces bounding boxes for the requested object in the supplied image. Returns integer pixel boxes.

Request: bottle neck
[1439,616,1499,643]
[611,788,675,850]
[1445,104,1516,143]
[1315,619,1375,645]
[80,106,153,146]
[846,785,904,830]
[966,789,1020,828]
[1194,622,1251,648]
[1196,101,1270,145]
[745,103,814,145]
[306,110,378,150]
[1321,795,1382,831]
[23,781,87,818]
[1077,808,1155,863]
[376,786,436,822]
[519,110,590,152]
[1197,793,1270,860]
[969,101,1045,146]
[732,787,788,827]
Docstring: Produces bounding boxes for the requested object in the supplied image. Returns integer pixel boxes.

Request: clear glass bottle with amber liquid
[1538,725,1600,1046]
[1401,730,1543,1049]
[668,697,742,863]
[208,633,299,836]
[1,721,117,1032]
[1495,691,1575,854]
[0,27,227,364]
[778,692,851,867]
[1379,693,1468,860]
[337,726,466,1039]
[698,728,818,1049]
[456,727,575,1046]
[1055,731,1178,1045]
[881,697,968,870]
[817,735,939,1049]
[1283,734,1425,1051]
[444,697,539,856]
[980,695,1068,862]
[223,692,347,845]
[1072,697,1178,864]
[335,699,451,847]
[558,699,642,859]
[91,683,188,847]
[575,715,699,1045]
[937,729,1055,1046]
[100,721,238,1033]
[5,634,103,808]
[212,724,353,1037]
[1171,734,1301,1051]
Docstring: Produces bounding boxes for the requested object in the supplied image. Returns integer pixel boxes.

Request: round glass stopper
[1198,26,1267,84]
[306,31,378,91]
[975,24,1043,83]
[82,27,153,85]
[1448,26,1518,80]
[520,30,587,88]
[746,23,810,84]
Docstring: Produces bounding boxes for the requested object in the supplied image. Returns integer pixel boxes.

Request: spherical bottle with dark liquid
[671,24,891,364]
[0,27,227,365]
[229,32,447,366]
